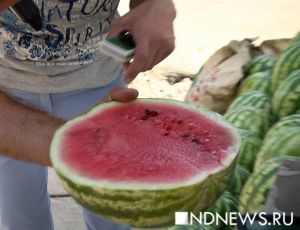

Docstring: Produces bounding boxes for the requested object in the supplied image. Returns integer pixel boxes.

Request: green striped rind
[254,127,300,171]
[243,55,277,75]
[236,129,262,172]
[224,107,271,139]
[238,71,271,95]
[227,91,271,113]
[227,165,250,197]
[271,69,300,119]
[56,154,236,228]
[196,160,237,211]
[50,99,240,228]
[58,172,205,228]
[271,42,300,92]
[239,157,287,213]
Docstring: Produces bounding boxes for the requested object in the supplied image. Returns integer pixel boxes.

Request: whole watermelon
[271,42,300,92]
[239,156,299,213]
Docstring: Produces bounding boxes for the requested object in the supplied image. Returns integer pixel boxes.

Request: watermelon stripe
[61,176,203,211]
[239,71,271,96]
[243,55,276,75]
[225,108,270,138]
[227,165,250,197]
[61,174,218,228]
[56,158,235,227]
[272,70,300,118]
[227,92,270,113]
[59,172,199,204]
[236,129,262,172]
[59,165,234,226]
[278,77,300,98]
[239,157,283,213]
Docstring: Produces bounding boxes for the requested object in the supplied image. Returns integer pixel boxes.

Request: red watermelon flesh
[59,101,235,184]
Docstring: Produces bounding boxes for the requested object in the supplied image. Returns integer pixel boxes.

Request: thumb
[99,87,139,104]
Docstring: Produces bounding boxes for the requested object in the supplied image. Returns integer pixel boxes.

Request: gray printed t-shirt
[0,0,122,93]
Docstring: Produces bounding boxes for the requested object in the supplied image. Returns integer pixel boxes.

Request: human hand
[108,0,176,83]
[99,87,139,103]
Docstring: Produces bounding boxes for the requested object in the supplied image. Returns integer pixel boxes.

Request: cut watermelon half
[50,99,240,228]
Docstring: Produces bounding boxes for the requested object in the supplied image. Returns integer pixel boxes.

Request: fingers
[124,43,174,84]
[124,60,146,84]
[99,87,139,104]
[107,13,130,37]
[107,0,176,83]
[124,39,151,83]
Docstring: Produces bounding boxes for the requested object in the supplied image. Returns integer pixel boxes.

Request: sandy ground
[49,1,300,229]
[118,0,300,101]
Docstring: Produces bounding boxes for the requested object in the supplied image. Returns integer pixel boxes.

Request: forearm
[0,92,64,166]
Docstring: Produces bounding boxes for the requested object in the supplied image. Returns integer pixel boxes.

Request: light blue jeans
[0,73,130,230]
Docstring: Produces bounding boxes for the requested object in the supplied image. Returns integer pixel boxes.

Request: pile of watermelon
[172,32,300,229]
[224,32,300,216]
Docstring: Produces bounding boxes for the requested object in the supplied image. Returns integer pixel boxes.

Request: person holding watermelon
[0,0,176,229]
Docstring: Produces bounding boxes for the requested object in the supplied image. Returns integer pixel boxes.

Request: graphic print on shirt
[0,0,120,66]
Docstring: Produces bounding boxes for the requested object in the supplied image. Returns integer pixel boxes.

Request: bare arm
[0,88,138,166]
[0,92,64,166]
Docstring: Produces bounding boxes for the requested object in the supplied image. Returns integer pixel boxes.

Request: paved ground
[49,1,299,229]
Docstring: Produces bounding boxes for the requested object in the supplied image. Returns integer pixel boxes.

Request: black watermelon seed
[145,109,158,117]
[177,120,183,124]
[192,138,200,144]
